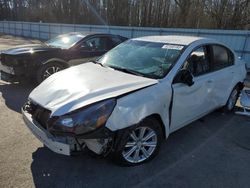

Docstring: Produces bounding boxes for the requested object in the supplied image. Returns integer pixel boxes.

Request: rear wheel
[113,118,163,166]
[223,86,240,112]
[37,62,67,84]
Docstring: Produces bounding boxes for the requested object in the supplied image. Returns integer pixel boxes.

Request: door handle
[207,80,213,83]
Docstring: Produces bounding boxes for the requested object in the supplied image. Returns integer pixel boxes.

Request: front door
[171,45,214,130]
[69,36,111,65]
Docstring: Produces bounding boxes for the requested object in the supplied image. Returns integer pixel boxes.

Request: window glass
[84,37,109,51]
[98,40,185,79]
[107,36,122,49]
[46,34,85,49]
[212,45,233,71]
[184,46,210,76]
[111,36,122,44]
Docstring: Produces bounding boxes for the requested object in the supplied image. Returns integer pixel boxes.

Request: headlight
[48,99,116,135]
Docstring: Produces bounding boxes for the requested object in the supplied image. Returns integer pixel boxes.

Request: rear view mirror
[174,69,194,86]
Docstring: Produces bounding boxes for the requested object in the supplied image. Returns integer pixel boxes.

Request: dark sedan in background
[0,32,127,83]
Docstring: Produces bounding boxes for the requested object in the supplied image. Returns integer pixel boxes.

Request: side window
[183,46,210,77]
[105,36,123,50]
[211,45,234,71]
[111,36,122,45]
[83,37,109,51]
[106,36,119,49]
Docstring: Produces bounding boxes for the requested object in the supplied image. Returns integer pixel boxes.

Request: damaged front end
[0,54,32,82]
[22,99,116,156]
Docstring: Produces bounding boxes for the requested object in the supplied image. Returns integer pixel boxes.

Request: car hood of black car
[2,43,61,55]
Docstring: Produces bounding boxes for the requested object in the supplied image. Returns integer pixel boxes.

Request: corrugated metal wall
[0,21,249,67]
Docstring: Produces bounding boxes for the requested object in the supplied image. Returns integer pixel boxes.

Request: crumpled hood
[3,44,61,55]
[29,63,158,116]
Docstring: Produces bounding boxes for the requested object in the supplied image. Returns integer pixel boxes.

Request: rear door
[171,45,215,130]
[206,44,236,107]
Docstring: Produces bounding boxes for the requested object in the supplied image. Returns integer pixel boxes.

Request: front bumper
[0,61,17,82]
[22,109,71,156]
[0,70,19,82]
[0,62,14,75]
[0,60,33,82]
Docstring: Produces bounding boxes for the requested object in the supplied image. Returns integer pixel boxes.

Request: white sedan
[22,36,247,166]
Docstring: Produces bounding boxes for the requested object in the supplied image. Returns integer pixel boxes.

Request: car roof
[133,35,207,45]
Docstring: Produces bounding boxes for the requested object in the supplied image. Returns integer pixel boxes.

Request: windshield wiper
[44,42,52,47]
[91,60,106,67]
[44,42,49,47]
[107,65,146,77]
[44,43,59,48]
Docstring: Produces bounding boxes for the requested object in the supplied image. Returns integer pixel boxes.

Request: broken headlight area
[23,99,116,155]
[48,99,116,137]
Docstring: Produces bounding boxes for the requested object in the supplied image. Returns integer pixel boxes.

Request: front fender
[105,82,172,139]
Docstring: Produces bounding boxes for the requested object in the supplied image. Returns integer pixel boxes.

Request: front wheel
[37,62,67,84]
[113,118,163,166]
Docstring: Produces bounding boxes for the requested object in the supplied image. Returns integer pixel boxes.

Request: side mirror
[174,69,194,86]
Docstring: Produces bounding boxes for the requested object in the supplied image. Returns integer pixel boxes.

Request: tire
[36,62,67,84]
[223,85,240,112]
[113,118,163,166]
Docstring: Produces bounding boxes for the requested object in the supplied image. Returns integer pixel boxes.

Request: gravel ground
[0,35,250,188]
[0,35,41,50]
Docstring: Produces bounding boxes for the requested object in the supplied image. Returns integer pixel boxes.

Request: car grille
[23,101,51,130]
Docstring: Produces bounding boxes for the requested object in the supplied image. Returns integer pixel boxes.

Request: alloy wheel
[122,126,158,164]
[43,66,61,79]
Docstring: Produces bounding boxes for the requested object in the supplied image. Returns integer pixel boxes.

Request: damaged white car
[22,36,246,166]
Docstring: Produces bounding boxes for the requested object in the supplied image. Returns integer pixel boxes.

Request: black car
[0,32,127,83]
